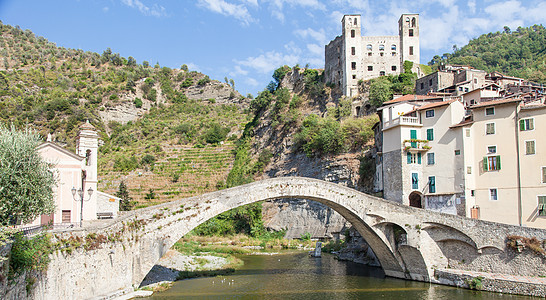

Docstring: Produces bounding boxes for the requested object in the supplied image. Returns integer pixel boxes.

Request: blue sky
[1,0,545,96]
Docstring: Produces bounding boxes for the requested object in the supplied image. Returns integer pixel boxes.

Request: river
[144,251,532,299]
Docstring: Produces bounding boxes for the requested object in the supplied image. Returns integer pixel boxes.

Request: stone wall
[382,149,403,203]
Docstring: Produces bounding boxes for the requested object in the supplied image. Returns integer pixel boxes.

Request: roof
[80,120,96,130]
[450,117,474,128]
[417,99,457,111]
[383,94,439,105]
[470,97,522,109]
[36,142,85,161]
[521,103,546,111]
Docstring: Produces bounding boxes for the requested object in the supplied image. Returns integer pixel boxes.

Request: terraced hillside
[0,22,251,206]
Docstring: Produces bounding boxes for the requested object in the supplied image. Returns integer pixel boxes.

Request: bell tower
[76,120,99,220]
[399,14,420,72]
[342,14,362,97]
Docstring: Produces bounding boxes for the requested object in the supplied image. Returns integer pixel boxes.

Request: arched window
[391,44,396,51]
[367,44,372,51]
[85,149,91,166]
[411,17,416,27]
[380,71,386,76]
[406,17,410,23]
[379,44,385,51]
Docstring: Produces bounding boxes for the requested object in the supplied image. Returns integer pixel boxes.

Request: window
[85,149,91,166]
[354,18,357,25]
[352,75,356,79]
[459,87,463,91]
[467,166,472,174]
[409,46,414,55]
[368,52,372,56]
[380,52,384,56]
[368,66,373,71]
[409,29,414,37]
[351,30,355,38]
[426,128,434,141]
[379,44,385,51]
[543,167,546,183]
[427,153,435,165]
[490,188,498,201]
[392,52,396,56]
[425,109,434,118]
[485,107,495,116]
[379,71,385,76]
[520,118,534,131]
[526,140,536,155]
[429,79,432,85]
[465,87,469,92]
[539,196,546,216]
[474,78,478,84]
[412,173,419,189]
[351,62,357,70]
[470,100,475,105]
[407,152,422,164]
[455,150,461,155]
[465,129,471,137]
[420,82,424,89]
[392,66,397,71]
[351,47,356,55]
[428,176,436,193]
[411,17,416,27]
[486,123,495,135]
[487,146,497,154]
[62,210,71,223]
[391,44,396,50]
[410,129,417,147]
[484,155,501,171]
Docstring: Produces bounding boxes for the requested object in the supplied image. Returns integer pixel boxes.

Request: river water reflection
[145,251,532,299]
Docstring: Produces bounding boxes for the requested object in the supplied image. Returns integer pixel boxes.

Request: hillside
[428,24,546,83]
[0,22,250,204]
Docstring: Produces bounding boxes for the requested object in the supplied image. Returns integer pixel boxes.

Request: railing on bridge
[18,223,79,236]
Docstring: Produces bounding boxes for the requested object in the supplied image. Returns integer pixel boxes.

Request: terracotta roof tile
[470,98,522,109]
[417,99,457,111]
[383,94,439,105]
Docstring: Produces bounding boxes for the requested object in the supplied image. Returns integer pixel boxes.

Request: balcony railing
[403,139,431,151]
[383,116,421,130]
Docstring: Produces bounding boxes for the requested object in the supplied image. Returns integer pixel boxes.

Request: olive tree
[0,126,56,225]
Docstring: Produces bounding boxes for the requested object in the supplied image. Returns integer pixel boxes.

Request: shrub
[204,123,229,144]
[113,155,138,172]
[140,154,156,166]
[180,78,193,88]
[295,115,344,157]
[134,97,143,108]
[9,232,52,278]
[197,76,211,86]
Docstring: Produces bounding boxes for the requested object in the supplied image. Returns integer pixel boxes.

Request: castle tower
[399,14,420,72]
[342,14,362,97]
[76,120,99,220]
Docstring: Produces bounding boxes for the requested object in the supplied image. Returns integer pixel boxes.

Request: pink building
[27,122,119,227]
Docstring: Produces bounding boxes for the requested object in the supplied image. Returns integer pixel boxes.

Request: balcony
[383,116,422,130]
[403,139,431,152]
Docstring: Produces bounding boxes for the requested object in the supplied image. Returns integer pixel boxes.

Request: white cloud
[467,0,476,14]
[186,63,201,72]
[245,77,259,86]
[120,0,167,17]
[197,0,255,25]
[241,0,258,6]
[103,6,109,12]
[294,28,327,44]
[306,43,323,56]
[235,51,300,74]
[266,0,326,22]
[229,65,249,77]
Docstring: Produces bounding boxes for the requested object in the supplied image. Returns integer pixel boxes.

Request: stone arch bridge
[30,177,546,299]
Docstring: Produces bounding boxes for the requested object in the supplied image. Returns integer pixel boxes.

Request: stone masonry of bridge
[6,177,546,299]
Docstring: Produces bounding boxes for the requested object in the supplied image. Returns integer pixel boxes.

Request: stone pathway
[437,268,546,285]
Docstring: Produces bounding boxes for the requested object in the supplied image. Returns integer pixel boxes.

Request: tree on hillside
[369,77,393,107]
[0,126,56,225]
[116,181,134,211]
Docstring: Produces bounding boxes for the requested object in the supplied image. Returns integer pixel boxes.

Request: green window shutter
[529,119,534,130]
[418,153,422,164]
[483,157,488,171]
[427,129,434,141]
[539,196,546,216]
[407,152,412,164]
[496,155,501,170]
[429,176,436,193]
[410,130,417,148]
[520,119,525,131]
